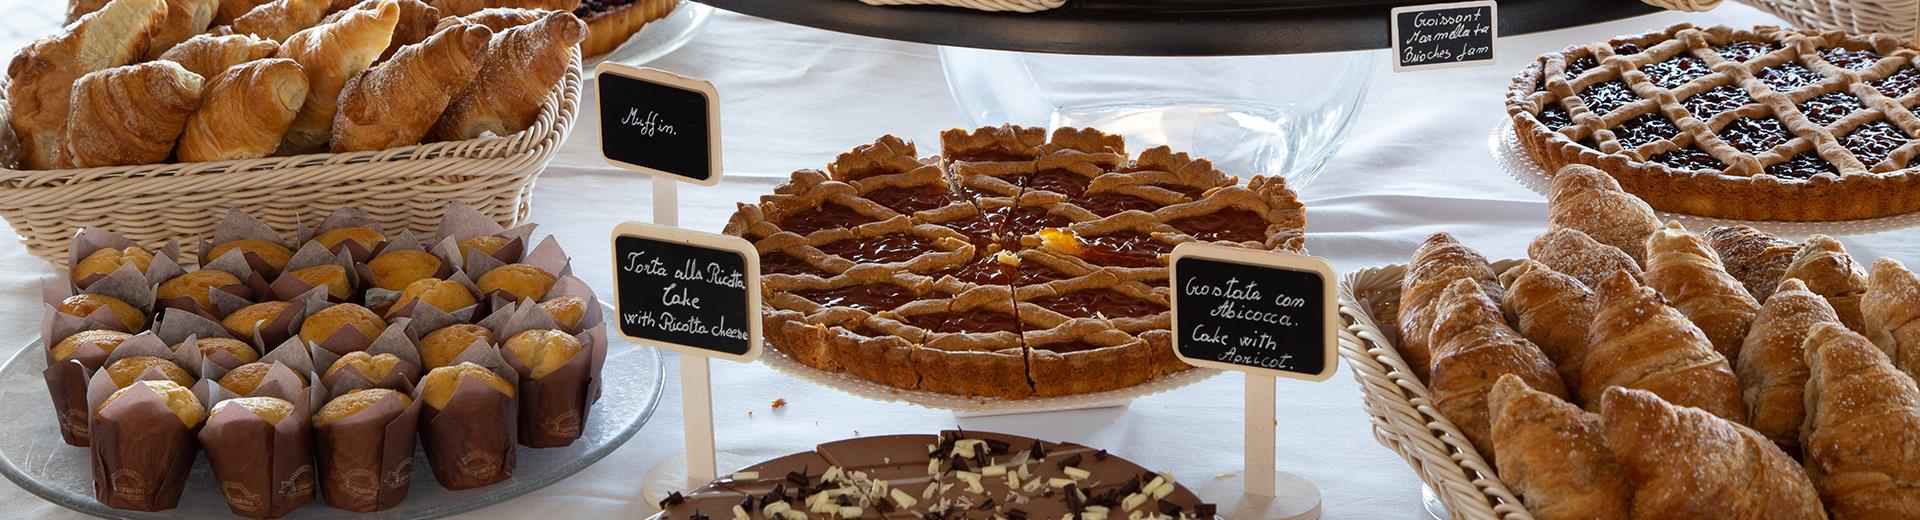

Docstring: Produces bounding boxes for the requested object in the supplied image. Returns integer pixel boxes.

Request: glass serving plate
[0,320,664,519]
[594,1,715,67]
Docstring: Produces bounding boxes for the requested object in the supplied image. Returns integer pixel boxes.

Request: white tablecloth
[5,3,1896,519]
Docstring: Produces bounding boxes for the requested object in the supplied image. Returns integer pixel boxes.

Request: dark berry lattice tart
[1507,23,1920,221]
[723,126,1305,400]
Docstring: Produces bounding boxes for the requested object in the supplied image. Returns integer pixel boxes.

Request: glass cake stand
[0,305,664,519]
[594,1,715,67]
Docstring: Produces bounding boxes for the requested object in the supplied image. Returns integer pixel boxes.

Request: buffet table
[0,2,1890,518]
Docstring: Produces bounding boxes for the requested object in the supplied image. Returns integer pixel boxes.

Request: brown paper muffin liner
[494,301,606,448]
[86,363,203,511]
[200,210,298,279]
[415,347,518,489]
[68,227,178,290]
[317,321,423,396]
[313,390,422,512]
[299,208,388,264]
[41,303,130,446]
[268,243,362,303]
[199,383,321,518]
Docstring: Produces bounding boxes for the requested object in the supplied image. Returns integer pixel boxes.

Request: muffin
[390,278,477,317]
[105,356,195,389]
[537,297,587,331]
[72,246,154,282]
[312,227,384,253]
[313,388,410,427]
[58,294,147,331]
[156,270,244,314]
[289,264,353,300]
[325,351,404,381]
[505,329,581,379]
[367,250,442,291]
[419,362,515,409]
[211,396,294,425]
[457,236,508,262]
[420,324,493,369]
[185,337,259,364]
[207,240,294,272]
[477,264,556,302]
[50,329,132,362]
[299,303,385,346]
[99,380,206,427]
[222,301,291,340]
[219,362,306,394]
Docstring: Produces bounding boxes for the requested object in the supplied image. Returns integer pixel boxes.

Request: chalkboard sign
[1169,243,1337,381]
[1390,1,1497,72]
[610,222,761,361]
[594,63,724,186]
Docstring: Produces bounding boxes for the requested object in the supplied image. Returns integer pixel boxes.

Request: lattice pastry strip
[805,218,977,275]
[1022,209,1189,278]
[828,136,962,219]
[872,284,1039,400]
[723,205,848,279]
[761,267,937,372]
[1151,176,1306,252]
[943,125,1045,199]
[751,175,910,237]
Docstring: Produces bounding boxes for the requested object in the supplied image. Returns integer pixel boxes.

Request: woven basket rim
[1337,259,1537,520]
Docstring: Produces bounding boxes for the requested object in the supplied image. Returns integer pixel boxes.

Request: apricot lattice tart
[723,125,1305,400]
[1508,23,1920,221]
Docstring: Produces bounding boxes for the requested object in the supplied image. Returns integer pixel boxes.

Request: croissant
[276,0,399,152]
[1397,232,1504,381]
[1644,221,1761,363]
[1784,235,1869,333]
[1863,258,1920,377]
[222,0,331,41]
[1802,323,1920,519]
[1599,386,1823,519]
[56,62,205,168]
[1489,375,1629,520]
[156,33,281,80]
[1584,271,1744,421]
[1546,164,1661,267]
[331,23,491,152]
[323,0,441,60]
[1705,225,1800,301]
[1428,278,1567,461]
[434,6,543,32]
[215,0,273,25]
[177,59,309,162]
[1526,228,1641,290]
[1499,260,1595,397]
[148,0,223,59]
[429,0,578,16]
[7,0,168,170]
[1736,278,1840,455]
[66,0,111,22]
[430,10,584,141]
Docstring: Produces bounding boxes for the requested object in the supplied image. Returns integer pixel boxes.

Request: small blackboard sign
[594,63,724,186]
[610,222,760,361]
[1390,1,1497,72]
[1169,243,1337,381]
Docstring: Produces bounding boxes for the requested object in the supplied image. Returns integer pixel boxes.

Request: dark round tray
[694,0,1661,56]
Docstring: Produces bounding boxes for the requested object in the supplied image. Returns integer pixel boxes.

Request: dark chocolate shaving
[1057,453,1084,469]
[1066,484,1085,511]
[1195,503,1219,517]
[985,439,1011,454]
[659,491,685,509]
[786,470,809,486]
[978,498,998,510]
[1095,449,1110,461]
[1029,440,1047,460]
[1159,499,1186,516]
[1008,508,1029,520]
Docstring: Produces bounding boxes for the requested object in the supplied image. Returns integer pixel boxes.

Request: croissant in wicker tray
[4,0,587,170]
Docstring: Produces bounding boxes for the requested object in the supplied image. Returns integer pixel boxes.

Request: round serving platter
[592,1,715,67]
[0,303,665,519]
[1490,120,1920,236]
[758,347,1223,415]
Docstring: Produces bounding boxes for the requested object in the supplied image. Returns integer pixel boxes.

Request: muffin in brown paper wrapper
[316,320,423,397]
[200,210,298,279]
[268,243,362,303]
[148,253,256,321]
[381,271,481,321]
[414,347,518,489]
[198,382,323,518]
[203,338,315,398]
[68,227,181,290]
[155,309,255,371]
[313,385,422,512]
[41,305,120,446]
[231,292,316,352]
[495,298,605,448]
[357,231,451,311]
[433,203,536,268]
[85,358,205,512]
[298,208,389,264]
[46,268,156,334]
[297,299,391,357]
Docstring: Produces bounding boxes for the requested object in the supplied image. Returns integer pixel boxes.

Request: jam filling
[1843,120,1909,166]
[1536,105,1572,129]
[1682,85,1752,119]
[762,252,827,276]
[1872,67,1920,97]
[1579,80,1637,115]
[1565,55,1599,79]
[1716,40,1778,62]
[932,256,1016,286]
[863,185,954,216]
[1757,63,1822,92]
[1077,231,1172,269]
[815,234,938,264]
[572,0,636,17]
[790,284,919,314]
[1078,193,1161,217]
[1167,208,1270,243]
[1611,113,1681,149]
[1650,145,1724,171]
[1026,289,1167,320]
[1818,47,1880,71]
[1722,117,1793,153]
[1002,206,1072,237]
[1643,56,1710,89]
[905,310,1020,334]
[780,203,875,236]
[1764,152,1836,180]
[1798,92,1863,127]
[1613,43,1643,55]
[1017,262,1072,285]
[1021,169,1092,198]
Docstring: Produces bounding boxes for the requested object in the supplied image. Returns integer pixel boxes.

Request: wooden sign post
[1390,0,1498,72]
[1169,243,1338,520]
[596,63,750,501]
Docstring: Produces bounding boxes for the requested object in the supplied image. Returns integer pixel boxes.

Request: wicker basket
[1735,0,1920,41]
[1337,259,1537,520]
[0,48,584,268]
